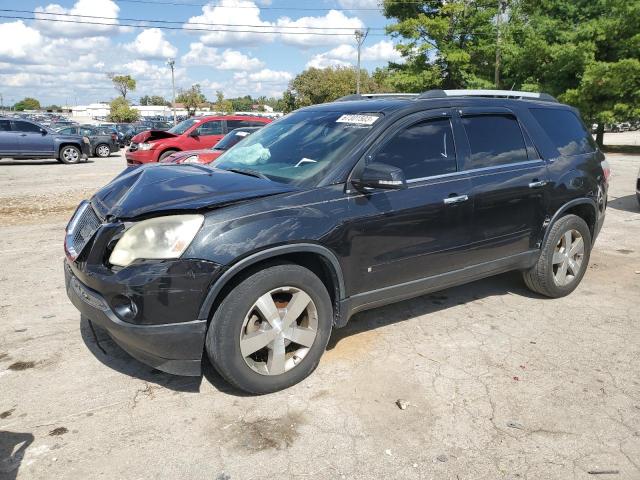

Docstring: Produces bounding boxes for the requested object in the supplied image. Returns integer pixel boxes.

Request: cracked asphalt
[0,151,639,480]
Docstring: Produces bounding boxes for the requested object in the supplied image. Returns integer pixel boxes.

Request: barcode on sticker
[336,114,379,125]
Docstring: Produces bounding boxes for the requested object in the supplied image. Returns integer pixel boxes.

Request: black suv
[64,90,608,393]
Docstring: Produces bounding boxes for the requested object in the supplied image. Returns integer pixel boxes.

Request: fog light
[111,295,138,321]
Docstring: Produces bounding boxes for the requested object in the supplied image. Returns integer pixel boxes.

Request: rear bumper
[65,261,207,376]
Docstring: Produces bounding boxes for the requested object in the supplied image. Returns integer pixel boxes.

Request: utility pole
[354,28,369,94]
[167,58,177,126]
[495,0,506,88]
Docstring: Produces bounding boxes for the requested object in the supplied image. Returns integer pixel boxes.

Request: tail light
[601,159,611,185]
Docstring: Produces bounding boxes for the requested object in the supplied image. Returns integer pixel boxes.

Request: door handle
[528,180,548,189]
[443,194,469,205]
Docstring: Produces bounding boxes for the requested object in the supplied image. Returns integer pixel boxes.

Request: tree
[213,90,233,114]
[382,0,498,91]
[139,95,170,106]
[176,84,207,116]
[283,66,393,111]
[110,74,136,99]
[13,97,41,111]
[107,97,140,123]
[230,95,254,112]
[500,0,640,146]
[45,104,62,112]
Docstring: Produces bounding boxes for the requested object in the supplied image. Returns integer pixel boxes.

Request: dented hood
[131,129,177,143]
[91,163,296,220]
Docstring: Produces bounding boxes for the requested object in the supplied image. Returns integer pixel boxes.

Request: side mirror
[352,162,407,191]
[40,128,47,135]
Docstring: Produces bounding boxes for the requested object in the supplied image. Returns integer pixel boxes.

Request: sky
[0,0,402,106]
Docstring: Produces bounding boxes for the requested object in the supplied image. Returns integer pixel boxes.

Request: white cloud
[247,69,292,83]
[125,28,177,60]
[0,21,43,61]
[34,0,121,38]
[276,10,363,47]
[306,40,402,68]
[182,43,264,70]
[336,0,380,9]
[184,0,274,46]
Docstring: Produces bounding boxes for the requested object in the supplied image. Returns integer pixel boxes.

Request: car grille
[67,203,101,259]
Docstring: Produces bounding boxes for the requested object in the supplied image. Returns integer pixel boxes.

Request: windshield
[168,118,198,135]
[214,110,381,185]
[213,129,257,151]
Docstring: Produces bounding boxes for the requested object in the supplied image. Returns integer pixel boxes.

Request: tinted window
[461,114,528,170]
[80,127,96,136]
[195,120,223,136]
[530,108,596,156]
[0,120,11,131]
[373,118,456,180]
[13,121,42,133]
[227,120,265,130]
[59,127,75,134]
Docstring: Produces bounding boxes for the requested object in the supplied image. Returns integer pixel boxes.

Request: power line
[4,9,388,31]
[2,14,389,36]
[113,0,385,11]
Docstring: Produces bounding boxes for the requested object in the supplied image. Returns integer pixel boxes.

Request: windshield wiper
[224,167,270,180]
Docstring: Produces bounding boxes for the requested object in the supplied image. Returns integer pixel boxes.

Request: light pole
[354,28,369,95]
[167,58,177,125]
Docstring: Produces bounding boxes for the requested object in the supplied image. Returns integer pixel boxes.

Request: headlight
[138,142,153,150]
[183,155,200,164]
[109,215,204,267]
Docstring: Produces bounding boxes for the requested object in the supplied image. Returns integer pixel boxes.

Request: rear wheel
[58,145,81,164]
[95,144,111,158]
[206,263,333,394]
[159,150,178,161]
[523,214,592,298]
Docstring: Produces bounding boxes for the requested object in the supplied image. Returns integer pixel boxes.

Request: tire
[523,214,592,298]
[94,144,111,158]
[159,150,178,161]
[58,145,81,164]
[206,263,333,394]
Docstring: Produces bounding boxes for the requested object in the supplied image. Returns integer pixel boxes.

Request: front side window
[530,108,596,156]
[215,110,381,186]
[373,118,456,180]
[461,114,528,170]
[13,121,42,133]
[168,118,198,135]
[0,120,10,131]
[195,121,223,136]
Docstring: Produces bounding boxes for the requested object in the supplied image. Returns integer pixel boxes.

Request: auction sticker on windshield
[336,114,380,126]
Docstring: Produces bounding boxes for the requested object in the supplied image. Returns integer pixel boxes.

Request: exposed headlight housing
[183,155,200,164]
[109,215,204,267]
[138,142,153,151]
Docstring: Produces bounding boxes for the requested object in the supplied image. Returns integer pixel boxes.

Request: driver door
[13,120,55,156]
[345,111,474,295]
[185,120,224,150]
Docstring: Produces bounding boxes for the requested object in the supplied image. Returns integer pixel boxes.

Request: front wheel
[206,263,333,394]
[58,145,81,164]
[523,214,592,298]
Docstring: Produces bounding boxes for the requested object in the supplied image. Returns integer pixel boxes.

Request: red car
[125,115,271,165]
[161,126,262,165]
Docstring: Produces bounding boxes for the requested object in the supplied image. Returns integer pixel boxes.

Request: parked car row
[55,125,120,158]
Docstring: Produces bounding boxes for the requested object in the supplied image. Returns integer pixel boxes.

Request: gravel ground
[0,150,639,480]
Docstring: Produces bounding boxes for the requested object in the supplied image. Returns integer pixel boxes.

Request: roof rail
[417,89,558,102]
[335,93,419,102]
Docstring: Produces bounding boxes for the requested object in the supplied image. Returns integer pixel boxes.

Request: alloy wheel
[552,229,584,286]
[96,145,110,157]
[62,147,79,162]
[239,286,318,376]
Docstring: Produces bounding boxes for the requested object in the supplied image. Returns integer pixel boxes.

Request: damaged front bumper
[64,258,221,376]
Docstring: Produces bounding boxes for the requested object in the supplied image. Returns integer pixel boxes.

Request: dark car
[64,90,608,393]
[0,117,90,163]
[161,126,262,164]
[56,125,120,158]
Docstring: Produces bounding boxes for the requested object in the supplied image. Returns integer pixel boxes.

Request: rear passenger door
[188,120,224,149]
[0,119,18,156]
[454,109,549,263]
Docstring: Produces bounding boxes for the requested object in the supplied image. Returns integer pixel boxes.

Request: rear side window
[374,118,456,180]
[461,114,528,170]
[227,120,259,130]
[13,121,42,133]
[195,120,223,136]
[0,120,11,131]
[530,108,596,156]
